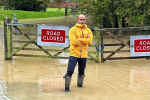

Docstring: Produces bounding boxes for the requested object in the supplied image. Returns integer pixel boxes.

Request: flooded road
[0,24,150,100]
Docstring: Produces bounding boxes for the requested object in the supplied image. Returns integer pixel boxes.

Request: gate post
[4,17,12,60]
[4,18,8,60]
[100,31,104,63]
[95,30,100,62]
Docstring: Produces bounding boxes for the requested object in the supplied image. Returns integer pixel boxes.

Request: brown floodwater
[0,18,150,100]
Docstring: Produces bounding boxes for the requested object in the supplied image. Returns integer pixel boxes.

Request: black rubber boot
[77,74,85,87]
[63,74,72,92]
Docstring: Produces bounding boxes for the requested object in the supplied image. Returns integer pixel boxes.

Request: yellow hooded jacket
[69,23,93,58]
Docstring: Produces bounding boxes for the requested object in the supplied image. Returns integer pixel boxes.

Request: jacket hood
[75,23,87,28]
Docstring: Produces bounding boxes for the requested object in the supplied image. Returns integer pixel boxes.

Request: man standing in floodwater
[63,14,93,92]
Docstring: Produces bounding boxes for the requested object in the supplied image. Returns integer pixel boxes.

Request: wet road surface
[0,23,150,100]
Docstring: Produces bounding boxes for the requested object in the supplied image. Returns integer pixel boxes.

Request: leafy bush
[2,0,47,11]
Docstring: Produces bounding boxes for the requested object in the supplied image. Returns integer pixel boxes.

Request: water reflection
[0,26,4,49]
[0,67,8,99]
[38,75,65,95]
[129,67,150,89]
[0,61,12,99]
[0,26,11,99]
[58,52,69,65]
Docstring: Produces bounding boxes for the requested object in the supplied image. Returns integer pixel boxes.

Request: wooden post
[95,30,100,62]
[8,18,12,59]
[13,13,18,33]
[4,17,12,60]
[100,31,104,63]
[4,18,8,60]
[65,7,67,16]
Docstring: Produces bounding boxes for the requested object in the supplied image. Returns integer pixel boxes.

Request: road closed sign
[41,29,65,43]
[130,35,150,57]
[134,39,150,52]
[37,25,69,47]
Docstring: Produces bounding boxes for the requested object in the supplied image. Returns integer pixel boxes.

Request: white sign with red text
[130,35,150,57]
[37,25,69,47]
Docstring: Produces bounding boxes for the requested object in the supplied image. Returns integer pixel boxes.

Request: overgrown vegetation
[52,0,150,27]
[74,0,150,27]
[0,0,50,11]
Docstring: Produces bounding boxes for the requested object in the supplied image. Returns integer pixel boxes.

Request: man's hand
[86,35,91,39]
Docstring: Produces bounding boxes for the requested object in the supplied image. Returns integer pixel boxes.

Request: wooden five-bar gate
[4,17,150,63]
[94,27,150,62]
[4,17,99,62]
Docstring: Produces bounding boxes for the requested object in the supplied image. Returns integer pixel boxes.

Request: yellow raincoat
[69,23,93,58]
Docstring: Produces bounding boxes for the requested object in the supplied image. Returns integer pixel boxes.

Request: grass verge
[0,8,65,21]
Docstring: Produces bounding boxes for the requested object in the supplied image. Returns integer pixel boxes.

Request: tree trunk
[122,17,128,27]
[113,15,119,28]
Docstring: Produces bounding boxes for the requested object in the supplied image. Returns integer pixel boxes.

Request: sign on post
[37,25,69,47]
[130,35,150,57]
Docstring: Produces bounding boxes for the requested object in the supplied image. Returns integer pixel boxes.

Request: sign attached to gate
[134,39,150,52]
[37,25,69,47]
[130,35,150,57]
[41,29,66,43]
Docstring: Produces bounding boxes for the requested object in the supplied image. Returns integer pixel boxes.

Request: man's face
[78,15,86,25]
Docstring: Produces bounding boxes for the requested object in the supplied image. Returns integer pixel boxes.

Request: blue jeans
[67,56,87,76]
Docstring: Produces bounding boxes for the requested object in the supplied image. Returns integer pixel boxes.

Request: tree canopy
[0,0,48,11]
[67,0,150,28]
[1,0,150,27]
[75,0,150,27]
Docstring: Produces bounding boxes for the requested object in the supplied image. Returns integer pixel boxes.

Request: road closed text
[134,39,150,52]
[41,29,66,43]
